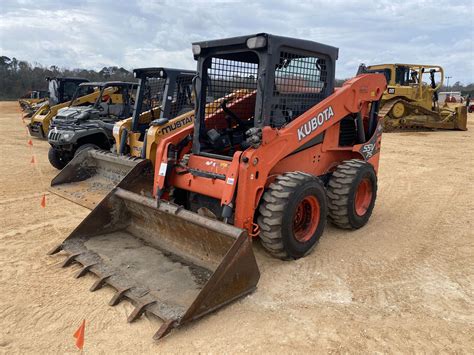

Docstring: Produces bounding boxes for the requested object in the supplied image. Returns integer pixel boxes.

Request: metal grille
[205,56,258,127]
[272,51,327,127]
[49,131,61,141]
[139,77,166,115]
[169,75,194,118]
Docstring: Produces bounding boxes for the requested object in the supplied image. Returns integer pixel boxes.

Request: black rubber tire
[327,159,377,229]
[74,143,99,157]
[257,172,327,260]
[48,147,68,170]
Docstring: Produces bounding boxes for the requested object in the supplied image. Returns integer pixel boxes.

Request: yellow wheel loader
[49,33,387,340]
[49,67,248,209]
[26,77,95,138]
[359,64,467,131]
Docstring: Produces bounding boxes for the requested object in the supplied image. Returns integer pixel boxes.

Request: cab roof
[133,67,196,78]
[45,76,89,82]
[78,81,138,88]
[192,33,339,61]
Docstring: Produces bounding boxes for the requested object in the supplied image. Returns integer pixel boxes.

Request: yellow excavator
[359,64,467,131]
[49,67,247,209]
[26,77,98,138]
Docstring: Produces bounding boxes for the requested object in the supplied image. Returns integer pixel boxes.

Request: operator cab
[46,77,89,105]
[191,33,337,159]
[130,68,195,135]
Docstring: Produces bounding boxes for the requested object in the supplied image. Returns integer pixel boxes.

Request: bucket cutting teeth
[109,287,132,306]
[75,263,97,278]
[90,274,114,292]
[61,253,81,268]
[49,163,260,340]
[128,301,157,323]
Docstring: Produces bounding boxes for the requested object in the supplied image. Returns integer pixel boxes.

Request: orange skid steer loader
[49,34,386,340]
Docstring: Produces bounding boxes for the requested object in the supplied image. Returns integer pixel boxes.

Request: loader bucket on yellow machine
[49,150,148,210]
[48,162,260,340]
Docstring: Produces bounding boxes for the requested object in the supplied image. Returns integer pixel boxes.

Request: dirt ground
[0,101,473,353]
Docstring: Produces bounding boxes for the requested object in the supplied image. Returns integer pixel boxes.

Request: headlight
[63,133,70,139]
[192,44,201,56]
[246,36,267,49]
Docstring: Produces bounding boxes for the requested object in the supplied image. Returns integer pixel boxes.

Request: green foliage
[0,56,136,100]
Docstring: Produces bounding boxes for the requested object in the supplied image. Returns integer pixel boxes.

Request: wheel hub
[293,196,320,243]
[354,178,373,216]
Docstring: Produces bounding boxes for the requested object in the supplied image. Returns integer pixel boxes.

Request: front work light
[246,36,267,49]
[192,44,201,55]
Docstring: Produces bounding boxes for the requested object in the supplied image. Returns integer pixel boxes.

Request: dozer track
[48,162,260,340]
[380,99,467,132]
[49,149,146,209]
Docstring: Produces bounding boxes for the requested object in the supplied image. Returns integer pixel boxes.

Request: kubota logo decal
[297,106,334,141]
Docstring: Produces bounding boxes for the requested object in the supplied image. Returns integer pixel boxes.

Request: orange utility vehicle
[50,34,386,340]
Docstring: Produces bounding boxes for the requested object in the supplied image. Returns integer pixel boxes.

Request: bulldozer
[49,67,248,209]
[359,63,467,131]
[26,76,96,138]
[49,33,386,340]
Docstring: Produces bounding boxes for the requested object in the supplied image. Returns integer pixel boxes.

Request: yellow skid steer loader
[19,90,49,116]
[27,77,99,138]
[49,67,249,209]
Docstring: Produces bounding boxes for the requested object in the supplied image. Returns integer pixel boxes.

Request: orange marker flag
[28,139,33,146]
[40,194,46,208]
[73,319,86,350]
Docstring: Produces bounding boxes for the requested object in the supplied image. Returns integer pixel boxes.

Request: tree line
[1,56,473,100]
[0,56,136,100]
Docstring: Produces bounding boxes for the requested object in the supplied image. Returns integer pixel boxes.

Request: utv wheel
[48,147,68,170]
[327,159,377,229]
[74,143,99,157]
[258,172,327,260]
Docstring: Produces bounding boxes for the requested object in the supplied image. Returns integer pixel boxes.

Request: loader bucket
[49,149,147,210]
[49,162,260,340]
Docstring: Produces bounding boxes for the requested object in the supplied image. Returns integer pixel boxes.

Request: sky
[1,0,473,84]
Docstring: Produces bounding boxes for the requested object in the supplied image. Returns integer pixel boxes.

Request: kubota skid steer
[49,33,386,340]
[49,67,249,209]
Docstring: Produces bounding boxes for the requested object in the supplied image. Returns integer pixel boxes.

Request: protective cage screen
[168,75,194,118]
[205,56,259,124]
[139,77,167,115]
[272,51,327,127]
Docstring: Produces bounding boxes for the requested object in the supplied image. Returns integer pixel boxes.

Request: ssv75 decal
[297,106,335,141]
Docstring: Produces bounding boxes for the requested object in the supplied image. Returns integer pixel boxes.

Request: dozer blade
[49,150,147,210]
[49,163,260,340]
